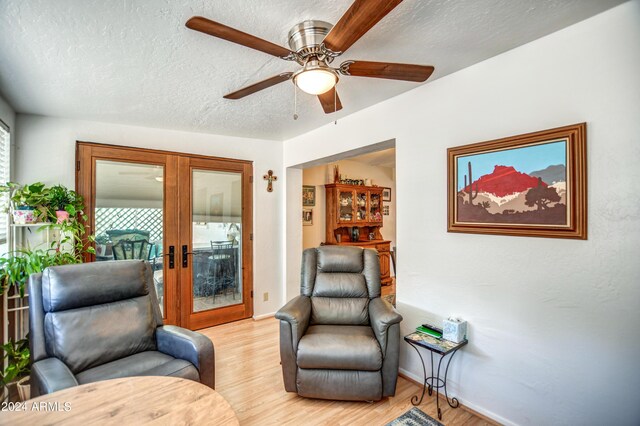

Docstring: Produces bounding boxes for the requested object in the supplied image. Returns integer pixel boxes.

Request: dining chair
[112,239,153,261]
[208,241,237,302]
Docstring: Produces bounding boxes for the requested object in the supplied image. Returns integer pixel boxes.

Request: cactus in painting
[464,161,479,205]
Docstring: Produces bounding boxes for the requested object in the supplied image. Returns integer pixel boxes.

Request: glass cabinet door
[356,190,367,222]
[370,192,382,223]
[338,190,354,222]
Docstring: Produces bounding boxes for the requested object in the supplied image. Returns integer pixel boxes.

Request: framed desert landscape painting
[447,123,587,239]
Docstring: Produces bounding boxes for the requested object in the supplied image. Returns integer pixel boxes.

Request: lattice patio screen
[95,208,163,241]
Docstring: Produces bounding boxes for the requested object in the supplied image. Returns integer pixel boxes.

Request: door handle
[181,245,199,267]
[182,245,193,267]
[167,245,175,269]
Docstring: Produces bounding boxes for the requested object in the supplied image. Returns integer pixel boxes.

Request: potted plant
[44,206,95,264]
[0,182,48,224]
[46,184,75,223]
[1,337,30,402]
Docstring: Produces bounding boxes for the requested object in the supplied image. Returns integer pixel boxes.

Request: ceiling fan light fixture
[293,60,338,95]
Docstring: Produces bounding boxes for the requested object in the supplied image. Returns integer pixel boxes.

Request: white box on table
[442,318,467,343]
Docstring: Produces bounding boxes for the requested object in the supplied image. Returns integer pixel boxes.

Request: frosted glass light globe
[294,65,338,95]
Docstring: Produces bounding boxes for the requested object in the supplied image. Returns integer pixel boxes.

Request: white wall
[15,114,284,317]
[283,3,640,425]
[302,160,396,252]
[285,167,303,301]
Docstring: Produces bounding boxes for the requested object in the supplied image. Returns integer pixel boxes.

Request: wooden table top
[2,376,239,425]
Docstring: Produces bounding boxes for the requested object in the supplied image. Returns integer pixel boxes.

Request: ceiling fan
[186,0,434,115]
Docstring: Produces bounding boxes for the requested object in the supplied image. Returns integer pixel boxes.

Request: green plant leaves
[64,204,76,215]
[1,338,30,386]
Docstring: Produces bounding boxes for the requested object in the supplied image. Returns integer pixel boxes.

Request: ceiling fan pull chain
[293,84,299,120]
[334,89,337,125]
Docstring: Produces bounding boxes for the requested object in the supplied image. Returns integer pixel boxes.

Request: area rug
[386,407,444,426]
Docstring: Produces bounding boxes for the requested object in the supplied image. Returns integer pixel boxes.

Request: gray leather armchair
[28,260,214,397]
[276,246,402,401]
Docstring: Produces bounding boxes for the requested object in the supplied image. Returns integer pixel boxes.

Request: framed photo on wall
[382,187,392,202]
[302,208,313,226]
[302,185,316,206]
[447,123,587,239]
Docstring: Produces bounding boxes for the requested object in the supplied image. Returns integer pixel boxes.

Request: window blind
[0,120,10,245]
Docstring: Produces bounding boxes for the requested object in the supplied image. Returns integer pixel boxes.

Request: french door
[76,142,253,330]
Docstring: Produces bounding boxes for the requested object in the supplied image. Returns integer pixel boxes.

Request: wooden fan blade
[224,73,293,100]
[186,16,294,59]
[318,88,343,114]
[341,61,434,82]
[323,0,403,54]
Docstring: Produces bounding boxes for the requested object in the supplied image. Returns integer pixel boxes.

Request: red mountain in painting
[462,165,547,197]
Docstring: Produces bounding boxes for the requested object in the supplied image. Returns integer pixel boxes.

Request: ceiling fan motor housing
[288,20,333,59]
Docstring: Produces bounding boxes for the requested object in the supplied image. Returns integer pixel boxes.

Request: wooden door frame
[75,141,254,330]
[178,156,253,330]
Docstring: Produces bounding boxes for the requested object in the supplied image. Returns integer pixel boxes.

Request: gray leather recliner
[28,260,215,397]
[276,246,403,401]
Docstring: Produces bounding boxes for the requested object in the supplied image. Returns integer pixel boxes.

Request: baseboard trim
[253,312,275,321]
[398,369,513,426]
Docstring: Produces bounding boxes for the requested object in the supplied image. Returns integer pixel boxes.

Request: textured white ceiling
[0,0,626,141]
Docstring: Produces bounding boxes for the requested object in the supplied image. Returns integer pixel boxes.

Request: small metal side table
[404,331,468,420]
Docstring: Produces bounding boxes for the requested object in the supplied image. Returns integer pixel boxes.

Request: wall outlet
[263,292,269,302]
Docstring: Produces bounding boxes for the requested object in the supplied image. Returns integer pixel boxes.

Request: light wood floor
[382,278,396,297]
[201,317,495,426]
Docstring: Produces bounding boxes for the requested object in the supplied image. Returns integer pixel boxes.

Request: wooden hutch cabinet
[325,183,392,285]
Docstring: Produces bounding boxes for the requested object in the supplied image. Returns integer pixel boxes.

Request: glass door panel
[370,192,382,223]
[94,160,165,316]
[356,190,367,222]
[339,190,353,222]
[191,170,243,313]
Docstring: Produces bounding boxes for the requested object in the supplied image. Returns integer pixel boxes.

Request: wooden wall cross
[263,170,277,192]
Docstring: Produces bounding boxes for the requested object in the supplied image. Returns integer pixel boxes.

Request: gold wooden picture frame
[302,185,316,206]
[447,123,587,239]
[302,208,313,226]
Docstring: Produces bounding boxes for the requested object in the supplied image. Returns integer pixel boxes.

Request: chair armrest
[275,295,311,351]
[156,325,215,389]
[369,298,403,353]
[31,358,79,397]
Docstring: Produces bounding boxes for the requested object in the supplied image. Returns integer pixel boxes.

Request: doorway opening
[296,142,397,304]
